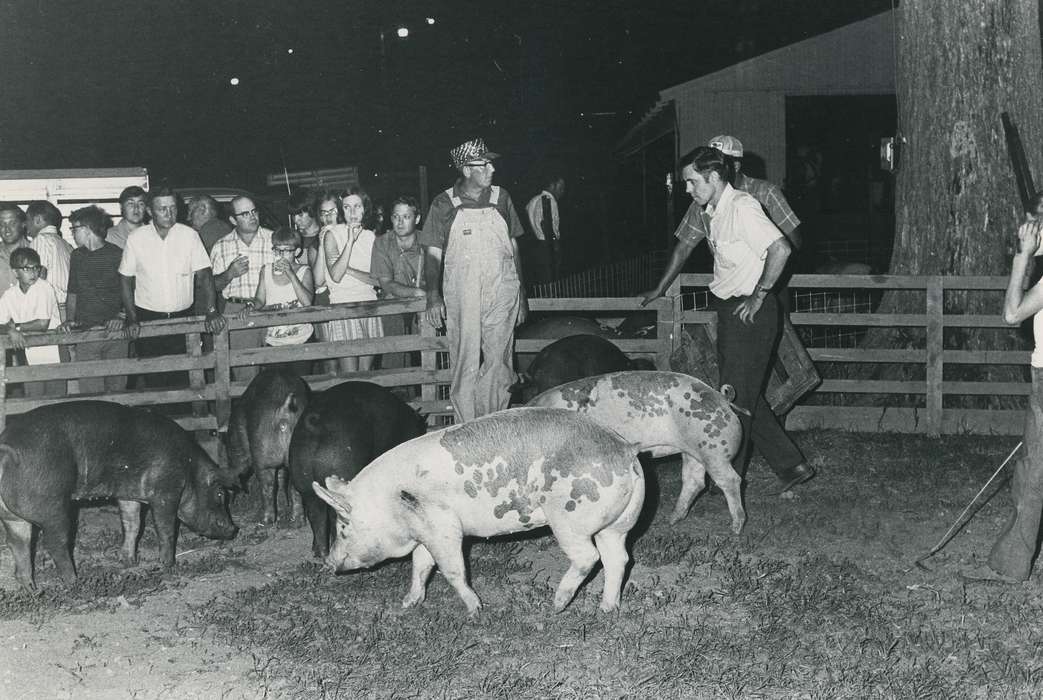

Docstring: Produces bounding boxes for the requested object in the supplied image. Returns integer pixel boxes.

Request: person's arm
[62,293,79,330]
[194,267,226,333]
[511,237,528,326]
[735,237,791,325]
[119,274,139,338]
[325,228,376,286]
[1004,220,1043,324]
[283,261,313,306]
[639,238,699,306]
[212,247,247,293]
[424,245,445,327]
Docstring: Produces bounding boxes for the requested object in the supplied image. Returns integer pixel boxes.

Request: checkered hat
[449,138,501,169]
[708,135,744,158]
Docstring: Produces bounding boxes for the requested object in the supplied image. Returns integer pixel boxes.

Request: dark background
[0,0,893,259]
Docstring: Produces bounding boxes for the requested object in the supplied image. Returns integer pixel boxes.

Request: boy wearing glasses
[239,227,313,345]
[0,247,63,397]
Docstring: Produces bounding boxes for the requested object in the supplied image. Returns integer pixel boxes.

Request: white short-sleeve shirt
[118,223,211,312]
[706,184,783,299]
[0,278,61,364]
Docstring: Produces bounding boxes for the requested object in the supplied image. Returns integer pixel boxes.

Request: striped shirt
[675,173,800,246]
[68,242,124,327]
[210,228,274,300]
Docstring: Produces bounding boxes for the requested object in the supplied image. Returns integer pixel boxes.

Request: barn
[618,10,897,259]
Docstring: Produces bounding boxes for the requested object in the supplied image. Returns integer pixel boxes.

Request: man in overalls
[419,138,528,422]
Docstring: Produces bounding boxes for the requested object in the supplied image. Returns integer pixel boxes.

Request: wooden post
[187,331,206,432]
[214,327,232,430]
[925,277,944,437]
[418,165,429,216]
[0,349,6,432]
[419,316,437,426]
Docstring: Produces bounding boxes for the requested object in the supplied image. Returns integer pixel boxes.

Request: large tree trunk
[861,1,1043,407]
[891,0,1043,276]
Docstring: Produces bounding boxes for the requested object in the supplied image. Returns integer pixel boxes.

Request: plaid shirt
[675,173,799,245]
[210,227,274,300]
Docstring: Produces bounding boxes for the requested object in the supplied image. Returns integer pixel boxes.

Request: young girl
[323,186,383,374]
[241,227,314,348]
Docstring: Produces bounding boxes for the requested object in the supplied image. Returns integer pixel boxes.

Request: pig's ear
[313,481,353,520]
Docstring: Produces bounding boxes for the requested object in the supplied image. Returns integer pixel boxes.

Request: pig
[0,401,239,591]
[528,371,745,534]
[510,333,655,404]
[312,407,645,615]
[515,315,615,340]
[227,368,311,523]
[288,381,426,558]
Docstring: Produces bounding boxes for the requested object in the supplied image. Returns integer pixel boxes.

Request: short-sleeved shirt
[0,278,61,364]
[68,242,124,327]
[106,219,140,250]
[705,184,783,299]
[210,227,274,300]
[118,223,210,313]
[676,173,800,246]
[418,181,525,251]
[371,232,424,290]
[30,226,72,304]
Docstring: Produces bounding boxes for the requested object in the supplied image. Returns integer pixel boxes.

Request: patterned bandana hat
[708,135,743,158]
[449,138,501,169]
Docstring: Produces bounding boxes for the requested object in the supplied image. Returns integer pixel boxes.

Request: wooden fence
[0,273,1027,437]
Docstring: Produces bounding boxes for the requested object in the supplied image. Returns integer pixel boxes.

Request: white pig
[312,407,645,614]
[528,371,745,534]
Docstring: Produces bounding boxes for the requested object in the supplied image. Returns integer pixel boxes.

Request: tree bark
[861,1,1043,406]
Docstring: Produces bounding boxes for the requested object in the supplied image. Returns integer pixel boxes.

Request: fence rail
[0,273,1027,437]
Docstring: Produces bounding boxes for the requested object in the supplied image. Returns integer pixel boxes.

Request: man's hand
[516,291,529,326]
[205,309,227,334]
[58,320,79,333]
[8,328,26,349]
[123,320,140,340]
[426,292,446,329]
[227,255,250,279]
[734,295,764,325]
[639,288,663,307]
[1016,220,1043,257]
[237,302,255,322]
[105,317,126,337]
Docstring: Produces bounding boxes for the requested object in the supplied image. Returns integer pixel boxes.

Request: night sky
[0,0,891,193]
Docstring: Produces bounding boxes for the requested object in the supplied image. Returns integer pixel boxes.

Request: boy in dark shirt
[64,205,128,393]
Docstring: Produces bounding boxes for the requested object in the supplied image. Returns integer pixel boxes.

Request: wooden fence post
[214,328,232,430]
[656,276,682,370]
[420,318,437,426]
[926,277,944,437]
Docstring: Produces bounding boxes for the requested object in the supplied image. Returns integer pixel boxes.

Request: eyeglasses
[318,207,338,217]
[272,246,297,253]
[14,265,40,272]
[233,208,258,218]
[465,161,492,168]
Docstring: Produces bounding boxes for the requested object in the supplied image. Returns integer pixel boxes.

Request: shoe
[778,462,815,493]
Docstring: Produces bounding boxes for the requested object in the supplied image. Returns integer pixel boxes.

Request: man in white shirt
[118,186,224,388]
[25,200,72,319]
[525,174,565,282]
[210,195,273,381]
[641,146,813,492]
[107,186,148,250]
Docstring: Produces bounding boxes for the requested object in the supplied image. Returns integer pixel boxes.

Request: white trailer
[0,167,150,245]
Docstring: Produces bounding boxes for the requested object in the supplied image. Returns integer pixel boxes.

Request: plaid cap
[708,135,743,158]
[449,138,501,169]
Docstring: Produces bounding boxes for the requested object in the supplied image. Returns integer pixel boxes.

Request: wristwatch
[755,284,772,296]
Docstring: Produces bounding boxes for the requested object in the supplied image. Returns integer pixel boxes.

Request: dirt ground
[0,429,1025,698]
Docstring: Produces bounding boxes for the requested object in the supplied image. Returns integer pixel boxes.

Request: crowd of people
[0,138,568,418]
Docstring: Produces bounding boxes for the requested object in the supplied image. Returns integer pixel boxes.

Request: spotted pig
[528,370,745,533]
[312,407,644,614]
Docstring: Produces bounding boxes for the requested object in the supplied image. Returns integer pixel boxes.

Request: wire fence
[527,251,669,299]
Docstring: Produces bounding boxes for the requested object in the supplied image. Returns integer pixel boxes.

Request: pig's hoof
[731,521,746,535]
[401,592,425,609]
[599,600,620,613]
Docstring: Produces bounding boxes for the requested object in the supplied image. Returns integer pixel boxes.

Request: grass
[188,431,1043,698]
[5,430,1043,697]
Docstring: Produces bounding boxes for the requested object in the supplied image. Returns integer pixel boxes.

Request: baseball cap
[708,135,743,158]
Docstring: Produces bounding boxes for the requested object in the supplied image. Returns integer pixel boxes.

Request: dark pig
[288,381,426,558]
[515,315,615,340]
[0,401,239,591]
[510,333,655,404]
[228,368,311,523]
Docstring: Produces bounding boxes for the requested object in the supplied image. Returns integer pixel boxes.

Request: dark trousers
[989,368,1043,580]
[712,292,804,478]
[134,306,193,389]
